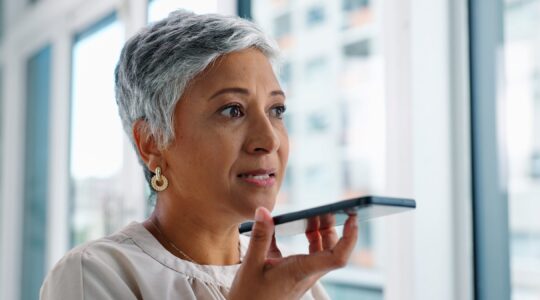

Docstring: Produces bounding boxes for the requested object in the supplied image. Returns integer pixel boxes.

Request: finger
[305,216,320,233]
[318,213,338,250]
[305,216,322,253]
[328,214,358,263]
[305,230,322,254]
[292,215,358,275]
[244,207,275,266]
[267,234,283,259]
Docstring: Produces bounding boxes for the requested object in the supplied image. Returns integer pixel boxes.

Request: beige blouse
[40,222,330,300]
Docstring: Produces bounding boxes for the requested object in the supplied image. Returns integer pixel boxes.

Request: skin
[134,48,358,298]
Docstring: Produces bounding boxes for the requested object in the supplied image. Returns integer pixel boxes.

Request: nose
[244,111,281,154]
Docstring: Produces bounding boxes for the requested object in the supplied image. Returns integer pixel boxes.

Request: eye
[219,104,244,118]
[270,105,287,119]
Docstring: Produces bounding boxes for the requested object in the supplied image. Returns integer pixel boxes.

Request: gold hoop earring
[151,167,168,192]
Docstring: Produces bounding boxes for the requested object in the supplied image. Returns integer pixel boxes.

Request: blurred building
[504,1,540,297]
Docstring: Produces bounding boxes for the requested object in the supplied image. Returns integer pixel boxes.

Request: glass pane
[504,1,540,299]
[252,0,406,298]
[148,0,218,22]
[70,16,129,246]
[22,45,51,300]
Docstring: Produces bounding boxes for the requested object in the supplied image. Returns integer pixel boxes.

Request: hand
[229,207,358,300]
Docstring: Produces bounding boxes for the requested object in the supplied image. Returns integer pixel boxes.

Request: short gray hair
[114,10,280,189]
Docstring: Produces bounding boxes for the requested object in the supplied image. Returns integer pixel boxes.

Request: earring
[151,166,168,192]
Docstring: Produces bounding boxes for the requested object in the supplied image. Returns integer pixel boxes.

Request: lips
[237,169,276,187]
[238,173,273,180]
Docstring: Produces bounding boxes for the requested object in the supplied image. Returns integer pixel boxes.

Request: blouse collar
[121,221,249,287]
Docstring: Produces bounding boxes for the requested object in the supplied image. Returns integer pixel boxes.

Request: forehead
[195,48,277,84]
[177,48,282,106]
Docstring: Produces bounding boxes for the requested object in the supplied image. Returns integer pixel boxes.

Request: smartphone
[239,195,416,236]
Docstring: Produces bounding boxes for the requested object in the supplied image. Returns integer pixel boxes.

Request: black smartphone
[239,195,416,236]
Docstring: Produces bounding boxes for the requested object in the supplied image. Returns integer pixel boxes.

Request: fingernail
[255,207,265,222]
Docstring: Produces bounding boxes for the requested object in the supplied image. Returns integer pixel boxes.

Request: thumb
[244,207,274,266]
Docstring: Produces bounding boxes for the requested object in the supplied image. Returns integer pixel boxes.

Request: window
[22,45,51,300]
[306,5,325,27]
[471,0,540,299]
[70,14,131,246]
[252,0,410,298]
[343,0,370,12]
[344,39,371,57]
[504,0,540,298]
[274,13,292,39]
[341,0,372,29]
[304,56,328,83]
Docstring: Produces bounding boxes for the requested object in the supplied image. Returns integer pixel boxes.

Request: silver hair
[114,10,280,190]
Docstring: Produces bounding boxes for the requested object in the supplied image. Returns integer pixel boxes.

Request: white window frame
[406,0,473,299]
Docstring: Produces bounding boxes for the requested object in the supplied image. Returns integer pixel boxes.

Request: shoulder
[39,223,148,299]
[49,226,137,273]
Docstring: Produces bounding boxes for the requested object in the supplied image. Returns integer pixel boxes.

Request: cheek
[190,132,241,174]
[277,131,289,186]
[279,130,290,162]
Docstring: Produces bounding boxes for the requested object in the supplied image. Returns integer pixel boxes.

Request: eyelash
[270,105,287,119]
[218,104,287,119]
[219,104,244,118]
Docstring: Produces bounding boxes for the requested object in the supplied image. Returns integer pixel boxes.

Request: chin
[239,196,277,220]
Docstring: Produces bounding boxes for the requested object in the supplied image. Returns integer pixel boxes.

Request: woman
[40,10,358,299]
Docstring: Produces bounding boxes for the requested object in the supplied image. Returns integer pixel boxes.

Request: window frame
[469,0,512,299]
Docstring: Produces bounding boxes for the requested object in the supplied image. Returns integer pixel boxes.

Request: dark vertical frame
[237,0,252,20]
[468,0,511,299]
[73,12,117,43]
[0,0,4,41]
[22,45,51,300]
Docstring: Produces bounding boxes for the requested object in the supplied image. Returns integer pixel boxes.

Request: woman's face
[162,48,289,221]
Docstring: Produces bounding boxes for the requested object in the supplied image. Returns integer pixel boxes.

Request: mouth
[237,169,277,187]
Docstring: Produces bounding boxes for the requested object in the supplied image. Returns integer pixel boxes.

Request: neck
[143,196,241,266]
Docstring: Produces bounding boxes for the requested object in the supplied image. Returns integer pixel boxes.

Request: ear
[133,119,166,173]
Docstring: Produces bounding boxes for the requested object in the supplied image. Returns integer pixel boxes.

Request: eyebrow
[209,87,286,100]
